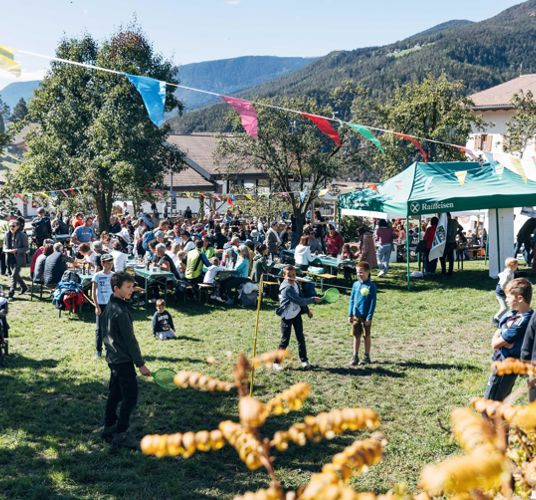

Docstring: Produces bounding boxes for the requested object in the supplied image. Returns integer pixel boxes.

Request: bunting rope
[2,46,485,162]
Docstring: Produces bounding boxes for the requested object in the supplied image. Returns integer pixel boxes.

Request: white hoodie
[294,244,313,267]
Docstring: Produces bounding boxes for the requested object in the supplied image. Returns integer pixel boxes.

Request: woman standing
[4,219,29,298]
[375,219,394,277]
[423,217,439,275]
[356,227,377,268]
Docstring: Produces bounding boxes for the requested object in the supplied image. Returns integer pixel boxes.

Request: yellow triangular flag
[0,45,21,77]
[511,156,527,183]
[244,194,254,201]
[455,170,467,186]
[319,188,329,197]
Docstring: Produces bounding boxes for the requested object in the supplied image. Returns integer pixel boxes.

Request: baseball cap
[100,253,113,262]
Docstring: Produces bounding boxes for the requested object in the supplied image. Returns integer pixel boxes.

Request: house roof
[163,167,216,192]
[166,133,267,179]
[470,74,536,110]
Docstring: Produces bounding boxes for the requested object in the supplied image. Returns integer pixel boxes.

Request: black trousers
[0,250,6,275]
[279,313,308,362]
[484,372,517,401]
[105,362,138,433]
[95,303,107,353]
[440,242,456,275]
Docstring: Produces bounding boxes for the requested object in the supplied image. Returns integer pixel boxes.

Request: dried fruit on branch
[233,481,283,500]
[239,397,270,429]
[266,383,311,416]
[173,371,234,392]
[493,358,536,376]
[450,408,500,452]
[470,398,517,421]
[140,429,225,458]
[219,420,266,470]
[271,408,380,451]
[250,349,290,369]
[419,447,509,496]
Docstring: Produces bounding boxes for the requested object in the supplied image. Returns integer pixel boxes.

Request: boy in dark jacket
[486,278,533,401]
[348,261,377,366]
[273,265,321,371]
[152,299,176,340]
[101,272,151,449]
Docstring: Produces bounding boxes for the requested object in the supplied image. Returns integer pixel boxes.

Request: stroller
[0,294,9,364]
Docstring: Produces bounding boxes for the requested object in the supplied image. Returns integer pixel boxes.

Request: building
[466,74,536,159]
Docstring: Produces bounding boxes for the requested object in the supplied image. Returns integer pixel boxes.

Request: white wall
[488,208,515,279]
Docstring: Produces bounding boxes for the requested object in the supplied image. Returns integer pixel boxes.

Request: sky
[0,0,524,90]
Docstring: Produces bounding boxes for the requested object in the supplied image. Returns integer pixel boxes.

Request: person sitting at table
[222,236,240,269]
[295,235,314,271]
[307,229,323,254]
[110,239,128,273]
[71,216,96,246]
[203,257,227,285]
[185,240,211,285]
[34,242,55,284]
[340,243,358,281]
[250,244,269,283]
[153,243,181,281]
[78,242,99,272]
[100,231,112,252]
[201,236,216,260]
[218,245,252,305]
[325,225,344,258]
[43,242,73,287]
[30,238,55,279]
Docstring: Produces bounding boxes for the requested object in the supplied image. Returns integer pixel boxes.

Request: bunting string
[1,45,487,162]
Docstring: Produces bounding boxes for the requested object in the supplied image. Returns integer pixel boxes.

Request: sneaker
[112,431,139,450]
[359,354,371,366]
[158,332,167,340]
[349,355,359,367]
[272,362,284,372]
[377,271,385,277]
[301,361,312,369]
[95,351,102,359]
[100,424,117,443]
[19,286,28,295]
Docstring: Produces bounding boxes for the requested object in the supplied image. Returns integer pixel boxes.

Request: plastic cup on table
[322,287,340,304]
[152,368,176,390]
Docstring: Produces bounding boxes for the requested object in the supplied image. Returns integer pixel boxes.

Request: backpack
[61,270,81,284]
[33,217,50,240]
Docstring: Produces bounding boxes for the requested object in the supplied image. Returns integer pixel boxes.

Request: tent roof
[338,161,536,217]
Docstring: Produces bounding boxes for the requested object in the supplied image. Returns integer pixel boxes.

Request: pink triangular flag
[302,113,341,146]
[221,96,258,138]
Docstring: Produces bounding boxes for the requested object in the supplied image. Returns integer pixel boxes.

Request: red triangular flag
[394,133,428,162]
[69,187,76,196]
[302,113,341,146]
[221,96,258,138]
[457,146,480,162]
[226,195,234,205]
[14,193,27,205]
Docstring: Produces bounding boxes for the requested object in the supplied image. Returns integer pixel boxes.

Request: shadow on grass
[312,365,405,378]
[143,355,206,364]
[383,360,481,371]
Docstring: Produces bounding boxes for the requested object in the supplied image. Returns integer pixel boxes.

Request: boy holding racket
[348,261,377,366]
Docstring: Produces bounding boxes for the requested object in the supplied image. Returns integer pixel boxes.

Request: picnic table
[134,267,175,306]
[280,249,354,275]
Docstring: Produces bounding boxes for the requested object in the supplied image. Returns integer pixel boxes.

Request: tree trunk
[291,210,306,249]
[95,190,110,233]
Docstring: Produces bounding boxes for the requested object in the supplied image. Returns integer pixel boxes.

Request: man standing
[101,272,151,449]
[31,207,53,246]
[440,213,462,276]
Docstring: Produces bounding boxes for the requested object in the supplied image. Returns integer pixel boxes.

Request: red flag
[221,96,258,138]
[226,195,234,205]
[369,183,378,191]
[302,113,341,146]
[69,187,76,196]
[457,146,480,162]
[14,193,26,205]
[394,133,428,162]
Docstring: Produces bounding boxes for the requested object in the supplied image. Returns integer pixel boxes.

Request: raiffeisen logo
[410,201,454,213]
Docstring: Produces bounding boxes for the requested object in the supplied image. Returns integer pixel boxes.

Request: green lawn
[0,261,520,499]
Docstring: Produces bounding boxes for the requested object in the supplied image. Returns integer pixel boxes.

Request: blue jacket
[348,279,377,321]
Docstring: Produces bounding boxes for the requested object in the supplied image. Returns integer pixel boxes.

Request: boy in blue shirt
[485,277,533,401]
[348,261,377,366]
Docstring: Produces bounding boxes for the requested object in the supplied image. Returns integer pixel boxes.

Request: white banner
[429,213,448,261]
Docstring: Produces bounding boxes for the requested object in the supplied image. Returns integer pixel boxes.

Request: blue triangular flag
[126,74,167,127]
[299,191,307,203]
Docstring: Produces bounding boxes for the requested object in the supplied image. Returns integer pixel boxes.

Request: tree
[504,90,536,156]
[12,25,184,230]
[10,98,28,123]
[0,98,9,152]
[348,74,484,180]
[216,96,344,239]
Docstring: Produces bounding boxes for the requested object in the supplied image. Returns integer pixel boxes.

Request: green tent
[338,161,536,218]
[337,161,536,288]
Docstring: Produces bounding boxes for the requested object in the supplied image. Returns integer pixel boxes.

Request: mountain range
[171,0,536,133]
[0,55,315,112]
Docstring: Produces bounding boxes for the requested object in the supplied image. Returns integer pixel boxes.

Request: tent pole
[495,208,501,275]
[406,216,410,290]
